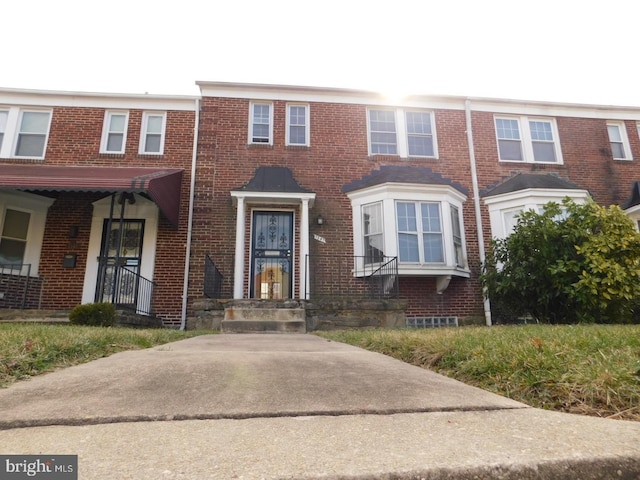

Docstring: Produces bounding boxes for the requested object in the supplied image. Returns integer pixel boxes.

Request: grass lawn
[316,325,640,422]
[0,324,211,388]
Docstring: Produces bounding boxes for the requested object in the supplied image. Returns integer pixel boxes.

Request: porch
[192,254,407,331]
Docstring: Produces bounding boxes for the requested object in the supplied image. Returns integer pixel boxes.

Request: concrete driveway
[0,334,639,479]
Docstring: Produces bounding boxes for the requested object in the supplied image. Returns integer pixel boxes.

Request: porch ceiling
[0,164,183,227]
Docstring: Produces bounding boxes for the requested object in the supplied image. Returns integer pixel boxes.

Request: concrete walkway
[0,334,639,479]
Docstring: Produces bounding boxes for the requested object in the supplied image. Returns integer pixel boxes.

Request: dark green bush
[69,303,116,327]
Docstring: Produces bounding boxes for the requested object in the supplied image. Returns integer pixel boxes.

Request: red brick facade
[189,84,640,325]
[2,84,640,327]
[0,90,196,326]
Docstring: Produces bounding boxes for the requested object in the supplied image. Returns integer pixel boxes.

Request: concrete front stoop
[221,300,306,333]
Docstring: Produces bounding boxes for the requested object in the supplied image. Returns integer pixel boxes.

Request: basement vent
[406,316,458,328]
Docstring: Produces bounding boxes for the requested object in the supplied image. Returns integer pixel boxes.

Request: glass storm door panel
[251,212,293,299]
[96,219,145,305]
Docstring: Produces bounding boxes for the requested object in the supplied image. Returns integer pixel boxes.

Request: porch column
[233,196,246,299]
[299,198,310,300]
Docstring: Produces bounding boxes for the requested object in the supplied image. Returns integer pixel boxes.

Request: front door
[95,219,145,306]
[250,211,293,299]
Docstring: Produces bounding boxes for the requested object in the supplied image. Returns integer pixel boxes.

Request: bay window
[347,181,469,280]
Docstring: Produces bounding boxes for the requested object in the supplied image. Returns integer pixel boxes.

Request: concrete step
[220,320,306,334]
[222,304,307,333]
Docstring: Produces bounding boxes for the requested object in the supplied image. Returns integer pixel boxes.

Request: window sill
[397,265,470,278]
[248,143,274,149]
[0,157,45,163]
[498,159,564,166]
[285,145,310,150]
[136,154,165,159]
[98,153,125,159]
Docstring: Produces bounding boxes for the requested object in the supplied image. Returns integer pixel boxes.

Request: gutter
[464,99,492,326]
[180,97,200,330]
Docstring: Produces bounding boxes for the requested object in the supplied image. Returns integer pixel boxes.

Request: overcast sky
[5,0,639,106]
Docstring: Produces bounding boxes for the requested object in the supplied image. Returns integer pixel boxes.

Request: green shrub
[68,303,116,327]
[482,198,640,324]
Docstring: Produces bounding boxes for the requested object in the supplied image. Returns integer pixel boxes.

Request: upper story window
[406,111,435,157]
[0,108,52,159]
[0,110,7,151]
[100,111,129,154]
[249,102,273,145]
[367,108,438,158]
[15,111,51,158]
[286,104,309,146]
[495,116,562,164]
[139,112,166,154]
[369,110,397,154]
[607,121,632,160]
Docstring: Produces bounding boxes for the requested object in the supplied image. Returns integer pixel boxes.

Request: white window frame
[0,191,54,276]
[484,188,591,240]
[248,101,273,145]
[347,183,468,278]
[494,115,562,164]
[0,109,7,152]
[286,103,310,146]
[405,110,437,158]
[396,201,445,264]
[362,202,384,265]
[139,111,166,155]
[0,108,52,160]
[100,110,129,154]
[367,108,438,158]
[607,121,632,160]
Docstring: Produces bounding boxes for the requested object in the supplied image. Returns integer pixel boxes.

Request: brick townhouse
[2,83,640,329]
[0,88,197,327]
[190,82,640,329]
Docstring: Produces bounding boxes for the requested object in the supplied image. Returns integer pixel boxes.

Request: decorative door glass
[96,219,144,306]
[251,212,293,299]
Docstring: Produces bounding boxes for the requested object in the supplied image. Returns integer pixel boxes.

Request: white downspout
[180,97,200,330]
[233,197,246,299]
[299,198,310,300]
[465,99,492,326]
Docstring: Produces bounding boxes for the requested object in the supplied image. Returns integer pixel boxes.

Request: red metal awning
[0,164,184,227]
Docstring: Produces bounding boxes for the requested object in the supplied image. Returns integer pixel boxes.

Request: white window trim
[0,107,52,160]
[347,183,468,278]
[484,188,591,240]
[367,108,438,159]
[285,103,310,146]
[494,115,563,164]
[248,101,274,145]
[0,109,7,152]
[100,110,129,154]
[607,121,632,161]
[0,191,54,276]
[138,111,167,155]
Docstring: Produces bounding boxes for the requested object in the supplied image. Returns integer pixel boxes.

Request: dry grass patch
[0,324,211,387]
[316,325,640,421]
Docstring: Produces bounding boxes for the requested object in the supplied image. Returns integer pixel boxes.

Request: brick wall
[10,103,195,326]
[191,93,640,324]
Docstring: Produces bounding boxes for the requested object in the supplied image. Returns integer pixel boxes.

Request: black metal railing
[304,255,399,300]
[0,263,42,309]
[204,254,234,299]
[97,263,156,316]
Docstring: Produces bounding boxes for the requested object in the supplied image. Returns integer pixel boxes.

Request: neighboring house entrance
[95,219,145,308]
[250,211,293,299]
